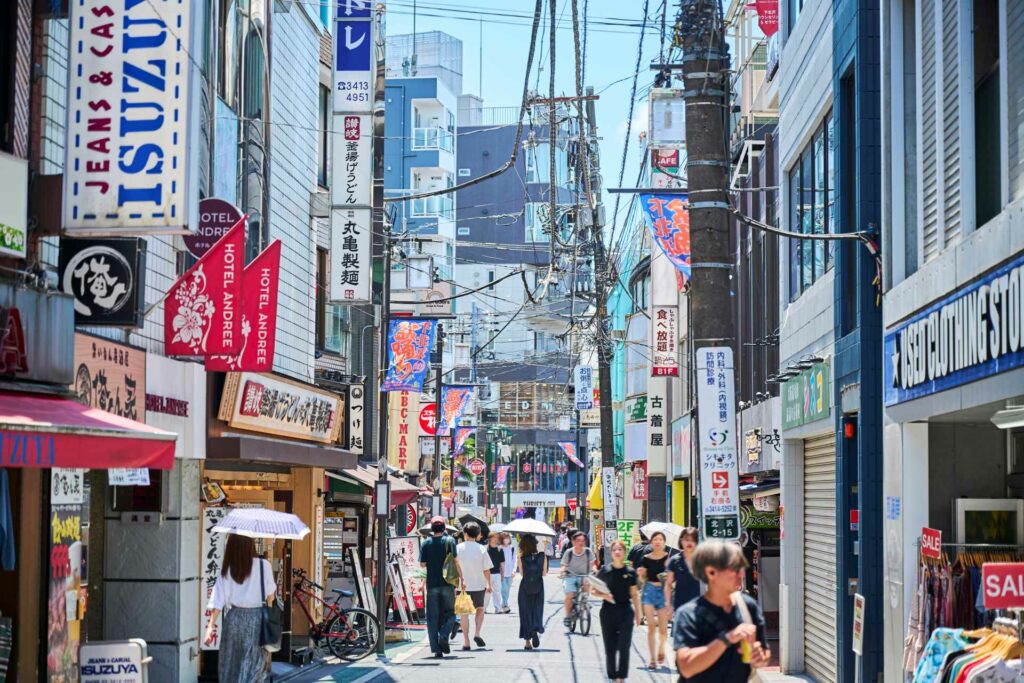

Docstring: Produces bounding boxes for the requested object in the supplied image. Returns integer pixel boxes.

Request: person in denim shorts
[559,531,596,628]
[636,531,672,670]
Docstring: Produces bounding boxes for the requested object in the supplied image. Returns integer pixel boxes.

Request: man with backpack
[419,515,462,658]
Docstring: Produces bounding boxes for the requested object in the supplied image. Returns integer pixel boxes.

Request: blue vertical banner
[639,193,691,283]
[382,318,437,392]
[439,385,476,432]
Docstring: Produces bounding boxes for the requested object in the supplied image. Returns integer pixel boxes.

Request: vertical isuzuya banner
[639,193,691,284]
[382,319,437,392]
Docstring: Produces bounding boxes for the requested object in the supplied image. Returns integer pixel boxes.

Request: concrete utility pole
[584,87,617,524]
[677,0,734,535]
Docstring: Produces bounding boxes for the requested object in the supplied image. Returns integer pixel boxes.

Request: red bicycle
[291,568,380,661]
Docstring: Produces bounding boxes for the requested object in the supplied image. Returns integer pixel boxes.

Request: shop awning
[207,435,358,471]
[586,475,602,510]
[327,467,421,507]
[0,392,176,469]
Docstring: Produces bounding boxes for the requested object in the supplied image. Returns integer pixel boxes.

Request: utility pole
[431,324,445,517]
[584,87,617,529]
[677,0,735,538]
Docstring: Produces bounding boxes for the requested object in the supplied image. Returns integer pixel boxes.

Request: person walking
[593,539,642,683]
[674,540,771,681]
[627,531,651,568]
[559,530,596,628]
[500,533,516,613]
[637,531,673,670]
[203,534,276,682]
[516,534,547,650]
[419,516,459,658]
[456,522,493,650]
[486,532,505,614]
[665,527,701,612]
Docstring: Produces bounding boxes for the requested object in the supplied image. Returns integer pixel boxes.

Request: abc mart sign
[64,0,197,234]
[884,251,1024,405]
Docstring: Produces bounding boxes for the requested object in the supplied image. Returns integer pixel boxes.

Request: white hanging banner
[602,466,618,522]
[696,346,741,540]
[574,366,594,410]
[330,208,372,303]
[64,0,194,233]
[331,114,372,207]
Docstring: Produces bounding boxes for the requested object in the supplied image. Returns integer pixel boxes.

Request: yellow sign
[671,479,689,526]
[441,470,452,496]
[386,391,420,474]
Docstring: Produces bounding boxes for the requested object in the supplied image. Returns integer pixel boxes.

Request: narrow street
[288,561,798,683]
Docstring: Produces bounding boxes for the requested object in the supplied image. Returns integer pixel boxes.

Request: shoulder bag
[259,559,284,652]
[442,537,460,587]
[732,592,764,683]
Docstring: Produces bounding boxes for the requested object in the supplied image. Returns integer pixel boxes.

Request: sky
[383,0,668,236]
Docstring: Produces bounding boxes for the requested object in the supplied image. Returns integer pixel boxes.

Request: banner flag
[495,465,510,490]
[165,217,246,356]
[382,319,437,392]
[206,241,282,372]
[558,441,585,468]
[439,385,475,432]
[454,426,476,457]
[639,194,691,283]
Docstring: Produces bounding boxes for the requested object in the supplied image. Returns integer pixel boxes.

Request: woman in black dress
[593,539,642,683]
[665,526,701,611]
[516,534,547,649]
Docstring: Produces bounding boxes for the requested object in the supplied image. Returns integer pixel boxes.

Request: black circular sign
[185,198,243,258]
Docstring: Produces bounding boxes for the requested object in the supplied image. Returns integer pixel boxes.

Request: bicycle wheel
[578,602,592,636]
[325,608,380,661]
[568,609,577,634]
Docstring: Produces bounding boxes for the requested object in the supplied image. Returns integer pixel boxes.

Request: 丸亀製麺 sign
[59,238,146,327]
[332,115,372,207]
[651,307,679,376]
[64,0,194,233]
[330,208,372,303]
[72,333,146,422]
[218,372,343,444]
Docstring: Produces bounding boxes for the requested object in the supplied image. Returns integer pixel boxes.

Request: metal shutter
[1009,1,1024,200]
[803,433,837,683]
[940,0,961,247]
[919,0,940,262]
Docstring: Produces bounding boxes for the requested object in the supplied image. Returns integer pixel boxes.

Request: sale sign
[982,563,1024,610]
[165,218,245,356]
[920,527,942,560]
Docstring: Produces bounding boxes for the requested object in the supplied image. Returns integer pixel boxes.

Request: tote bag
[259,560,284,652]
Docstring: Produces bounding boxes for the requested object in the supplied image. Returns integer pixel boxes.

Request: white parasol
[640,521,686,549]
[504,518,558,537]
[212,508,310,540]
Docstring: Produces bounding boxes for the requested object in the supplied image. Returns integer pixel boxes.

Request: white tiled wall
[269,10,322,381]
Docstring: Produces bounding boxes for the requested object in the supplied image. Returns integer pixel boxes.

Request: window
[974,0,1000,227]
[524,204,548,243]
[487,270,495,291]
[525,143,567,185]
[786,111,834,301]
[787,0,805,34]
[218,0,240,109]
[318,85,330,188]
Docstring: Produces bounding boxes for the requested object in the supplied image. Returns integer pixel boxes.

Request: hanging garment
[906,566,930,673]
[0,470,13,571]
[913,628,969,683]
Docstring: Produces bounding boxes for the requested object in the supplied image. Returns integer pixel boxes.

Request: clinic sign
[696,347,741,540]
[65,0,193,233]
[884,252,1024,405]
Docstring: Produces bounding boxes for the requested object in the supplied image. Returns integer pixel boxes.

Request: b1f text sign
[66,0,193,233]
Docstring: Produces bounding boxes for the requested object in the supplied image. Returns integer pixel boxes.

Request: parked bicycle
[291,567,380,660]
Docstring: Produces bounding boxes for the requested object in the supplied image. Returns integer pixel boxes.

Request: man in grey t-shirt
[559,531,596,627]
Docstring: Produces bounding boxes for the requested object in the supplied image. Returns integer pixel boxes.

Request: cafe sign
[781,362,830,430]
[219,372,343,444]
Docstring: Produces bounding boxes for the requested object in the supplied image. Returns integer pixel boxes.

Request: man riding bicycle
[560,530,597,628]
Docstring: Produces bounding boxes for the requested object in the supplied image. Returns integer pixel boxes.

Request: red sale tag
[920,527,942,560]
[982,563,1024,610]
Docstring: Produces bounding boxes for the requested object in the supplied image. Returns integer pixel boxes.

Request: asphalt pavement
[285,558,677,683]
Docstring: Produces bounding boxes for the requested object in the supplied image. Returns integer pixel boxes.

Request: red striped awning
[0,392,176,469]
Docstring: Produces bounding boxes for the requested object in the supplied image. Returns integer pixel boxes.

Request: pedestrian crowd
[418,516,772,682]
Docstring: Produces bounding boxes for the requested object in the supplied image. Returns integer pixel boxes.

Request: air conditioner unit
[610,329,626,341]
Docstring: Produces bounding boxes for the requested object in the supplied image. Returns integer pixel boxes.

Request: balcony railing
[410,195,454,218]
[411,126,454,152]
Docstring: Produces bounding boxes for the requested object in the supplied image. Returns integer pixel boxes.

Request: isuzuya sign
[884,252,1024,405]
[65,0,194,233]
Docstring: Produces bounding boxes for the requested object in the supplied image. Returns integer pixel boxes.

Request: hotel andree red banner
[206,240,282,372]
[164,218,245,356]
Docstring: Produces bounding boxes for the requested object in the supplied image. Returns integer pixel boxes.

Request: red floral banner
[206,240,282,372]
[165,218,245,356]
